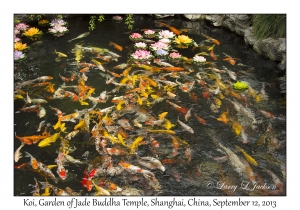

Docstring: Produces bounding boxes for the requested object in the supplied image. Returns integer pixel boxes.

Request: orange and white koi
[49,106,63,118]
[259,109,275,119]
[185,106,193,121]
[58,110,79,122]
[118,161,156,180]
[157,21,182,35]
[105,148,127,156]
[33,76,54,82]
[59,74,70,82]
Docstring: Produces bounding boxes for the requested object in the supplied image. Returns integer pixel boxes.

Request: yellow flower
[14,42,28,51]
[23,27,43,39]
[174,35,193,45]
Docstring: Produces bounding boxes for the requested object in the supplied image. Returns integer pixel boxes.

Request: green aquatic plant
[232,81,249,91]
[251,14,286,40]
[89,15,105,31]
[89,15,97,31]
[125,14,134,30]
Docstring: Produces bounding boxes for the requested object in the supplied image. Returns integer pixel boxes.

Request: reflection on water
[14,15,286,196]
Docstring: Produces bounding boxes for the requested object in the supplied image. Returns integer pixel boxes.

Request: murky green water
[14,15,286,196]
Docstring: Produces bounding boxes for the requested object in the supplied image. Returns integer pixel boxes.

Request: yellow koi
[38,132,60,147]
[55,50,67,58]
[136,94,143,105]
[15,94,24,99]
[117,133,127,147]
[53,120,61,130]
[231,121,242,136]
[147,129,176,135]
[162,119,176,130]
[235,146,258,166]
[129,136,144,154]
[79,99,89,106]
[116,100,125,110]
[158,112,168,120]
[74,119,85,130]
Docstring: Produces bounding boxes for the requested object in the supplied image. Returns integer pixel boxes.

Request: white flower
[158,30,175,39]
[193,55,206,63]
[159,38,171,44]
[134,42,147,49]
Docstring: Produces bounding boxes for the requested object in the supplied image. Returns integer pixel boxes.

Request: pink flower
[144,30,155,35]
[131,49,153,60]
[130,33,142,39]
[112,16,123,21]
[150,41,169,50]
[15,23,30,31]
[169,52,182,59]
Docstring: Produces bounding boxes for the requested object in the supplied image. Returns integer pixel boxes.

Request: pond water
[14,15,286,196]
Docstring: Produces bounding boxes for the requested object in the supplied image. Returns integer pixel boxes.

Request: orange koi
[157,21,181,35]
[210,49,217,60]
[194,113,206,125]
[79,67,89,73]
[202,86,210,99]
[109,41,123,51]
[162,67,185,71]
[201,33,220,45]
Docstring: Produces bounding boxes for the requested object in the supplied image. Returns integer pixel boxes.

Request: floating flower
[193,55,206,64]
[169,52,182,60]
[129,33,143,41]
[150,41,169,51]
[48,24,69,37]
[50,19,68,27]
[174,35,193,48]
[154,49,169,58]
[130,49,153,61]
[232,81,249,91]
[134,42,147,49]
[38,19,49,27]
[158,30,175,39]
[143,29,156,38]
[159,38,171,44]
[23,27,43,40]
[14,50,26,61]
[112,15,123,23]
[14,42,28,51]
[15,23,30,32]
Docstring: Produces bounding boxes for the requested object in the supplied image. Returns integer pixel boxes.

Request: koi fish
[157,21,182,35]
[105,148,127,156]
[259,110,275,119]
[58,110,79,122]
[24,151,39,170]
[118,161,156,180]
[38,132,61,147]
[210,136,255,184]
[194,113,206,125]
[14,143,25,162]
[92,180,110,196]
[92,58,106,72]
[67,32,90,42]
[201,33,220,45]
[109,41,123,51]
[39,182,69,195]
[235,145,258,166]
[55,50,67,58]
[177,117,194,134]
